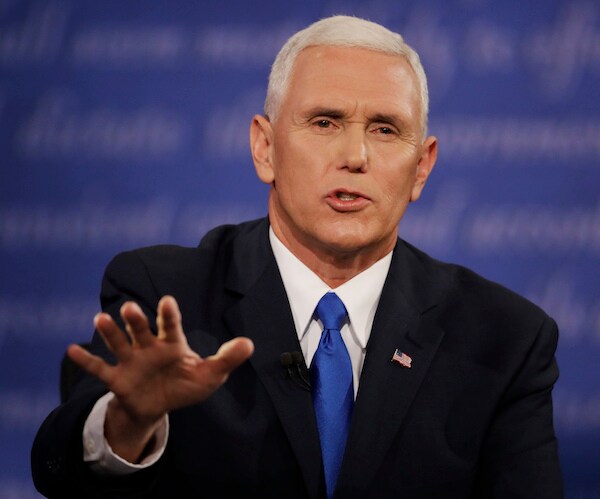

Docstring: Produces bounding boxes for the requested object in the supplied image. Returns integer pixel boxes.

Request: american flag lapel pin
[391,348,412,368]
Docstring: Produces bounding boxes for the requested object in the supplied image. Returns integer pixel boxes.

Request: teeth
[337,192,358,201]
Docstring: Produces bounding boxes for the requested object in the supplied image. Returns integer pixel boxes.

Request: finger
[94,313,132,360]
[157,296,186,343]
[67,344,114,385]
[120,301,155,348]
[205,337,254,376]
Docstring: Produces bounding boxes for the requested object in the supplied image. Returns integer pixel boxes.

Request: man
[32,15,563,498]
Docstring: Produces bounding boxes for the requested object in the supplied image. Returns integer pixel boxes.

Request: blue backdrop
[1,1,599,497]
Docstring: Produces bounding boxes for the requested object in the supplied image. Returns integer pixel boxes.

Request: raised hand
[67,295,254,462]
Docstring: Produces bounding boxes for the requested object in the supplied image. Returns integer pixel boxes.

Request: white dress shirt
[83,227,393,473]
[269,227,392,398]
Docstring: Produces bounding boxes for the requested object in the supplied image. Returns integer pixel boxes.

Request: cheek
[380,167,416,202]
[372,145,418,183]
[272,138,312,182]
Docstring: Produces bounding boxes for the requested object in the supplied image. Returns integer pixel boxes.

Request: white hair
[264,15,430,138]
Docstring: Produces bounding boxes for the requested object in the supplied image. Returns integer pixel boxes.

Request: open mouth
[327,189,371,211]
[336,192,359,201]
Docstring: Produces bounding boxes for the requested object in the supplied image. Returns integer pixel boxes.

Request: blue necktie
[311,292,354,498]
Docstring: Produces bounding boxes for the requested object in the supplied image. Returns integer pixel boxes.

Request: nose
[339,126,368,172]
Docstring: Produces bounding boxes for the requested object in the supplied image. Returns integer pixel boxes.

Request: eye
[315,119,332,128]
[378,126,395,135]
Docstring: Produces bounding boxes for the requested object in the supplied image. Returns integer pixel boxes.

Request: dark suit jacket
[32,218,563,498]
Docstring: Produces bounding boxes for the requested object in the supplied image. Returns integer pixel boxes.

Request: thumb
[208,337,254,376]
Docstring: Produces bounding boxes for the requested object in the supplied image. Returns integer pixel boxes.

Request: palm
[68,296,253,424]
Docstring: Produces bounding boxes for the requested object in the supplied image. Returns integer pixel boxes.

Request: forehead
[284,45,421,123]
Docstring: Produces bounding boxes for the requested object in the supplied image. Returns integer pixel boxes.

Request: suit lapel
[338,241,447,495]
[222,220,324,499]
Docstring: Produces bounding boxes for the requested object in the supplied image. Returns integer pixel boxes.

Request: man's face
[251,45,437,265]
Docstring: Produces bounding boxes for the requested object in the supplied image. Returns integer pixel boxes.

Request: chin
[315,230,379,255]
[319,219,399,256]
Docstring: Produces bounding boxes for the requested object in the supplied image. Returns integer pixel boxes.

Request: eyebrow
[301,106,348,120]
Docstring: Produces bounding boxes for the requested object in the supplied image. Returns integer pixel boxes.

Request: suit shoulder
[107,218,265,270]
[399,239,549,323]
[106,244,202,279]
[453,263,547,321]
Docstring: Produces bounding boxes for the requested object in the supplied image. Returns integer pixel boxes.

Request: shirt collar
[269,227,392,349]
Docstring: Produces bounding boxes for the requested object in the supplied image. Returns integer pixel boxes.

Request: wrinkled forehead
[283,46,422,124]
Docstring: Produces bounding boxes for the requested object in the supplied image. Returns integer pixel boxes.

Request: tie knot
[316,292,347,331]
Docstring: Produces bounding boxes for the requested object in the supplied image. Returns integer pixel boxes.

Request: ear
[410,135,438,202]
[250,114,275,185]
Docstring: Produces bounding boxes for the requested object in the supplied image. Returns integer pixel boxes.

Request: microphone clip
[280,351,311,391]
